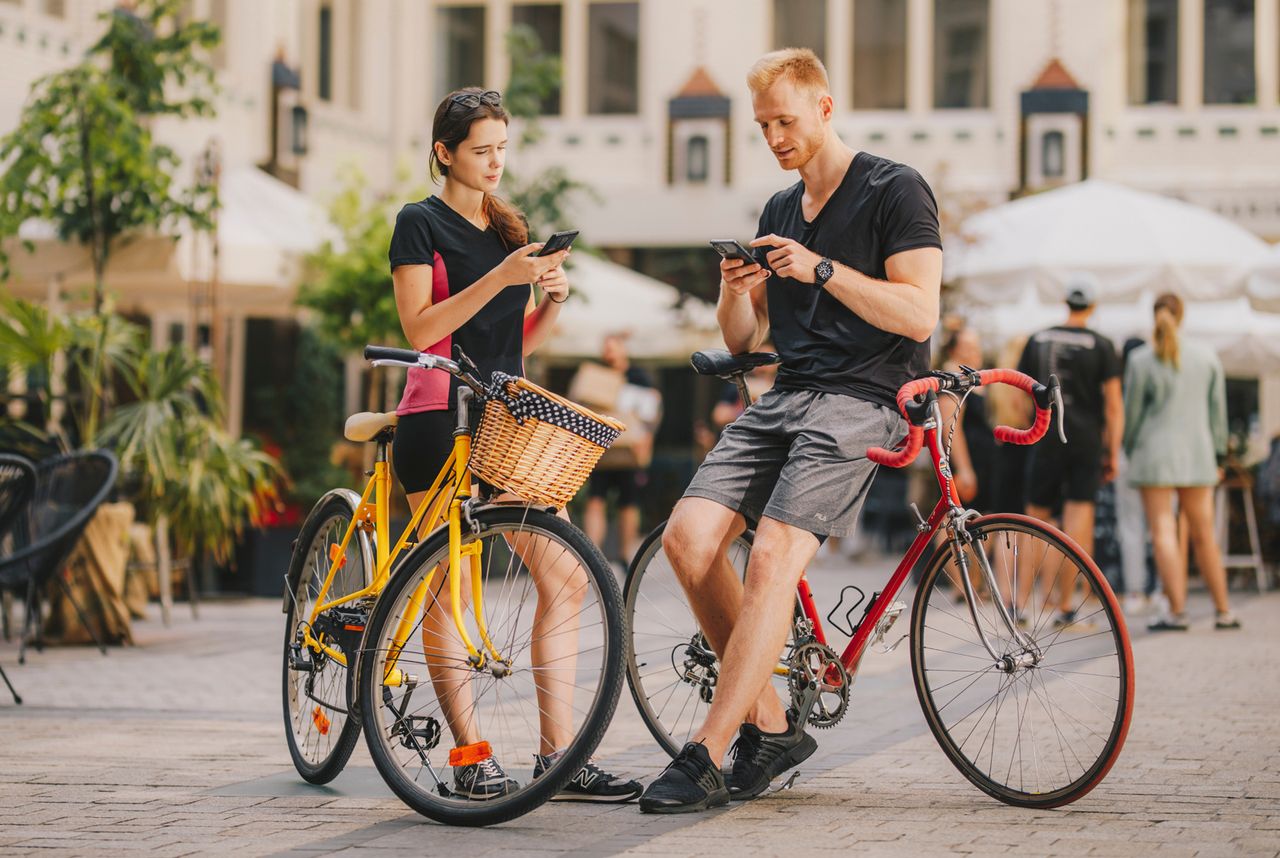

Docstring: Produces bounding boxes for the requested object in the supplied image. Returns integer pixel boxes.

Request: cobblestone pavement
[1,553,1277,857]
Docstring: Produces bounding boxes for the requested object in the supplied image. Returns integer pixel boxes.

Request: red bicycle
[625,351,1134,808]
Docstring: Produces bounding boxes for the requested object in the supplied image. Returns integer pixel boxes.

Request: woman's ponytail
[482,193,528,250]
[1152,292,1183,370]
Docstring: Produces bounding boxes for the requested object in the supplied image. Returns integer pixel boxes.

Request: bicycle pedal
[879,633,908,655]
[871,600,907,650]
[767,771,801,794]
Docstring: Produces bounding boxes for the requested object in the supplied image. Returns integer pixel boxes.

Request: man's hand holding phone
[711,239,771,297]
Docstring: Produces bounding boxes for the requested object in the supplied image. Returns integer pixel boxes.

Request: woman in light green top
[1123,293,1239,631]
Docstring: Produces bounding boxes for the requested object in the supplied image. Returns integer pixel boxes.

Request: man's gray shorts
[684,388,904,538]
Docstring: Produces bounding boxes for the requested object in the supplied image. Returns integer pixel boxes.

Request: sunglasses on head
[448,90,502,112]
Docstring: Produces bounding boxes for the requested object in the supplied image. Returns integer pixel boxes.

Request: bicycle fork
[948,521,1042,672]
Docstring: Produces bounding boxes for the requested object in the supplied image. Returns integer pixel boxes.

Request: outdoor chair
[0,450,118,704]
[0,453,37,704]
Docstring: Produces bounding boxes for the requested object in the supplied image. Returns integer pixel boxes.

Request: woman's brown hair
[428,87,528,249]
[1152,292,1184,369]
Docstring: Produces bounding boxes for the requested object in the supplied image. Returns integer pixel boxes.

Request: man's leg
[690,515,820,763]
[1058,500,1096,612]
[662,498,785,731]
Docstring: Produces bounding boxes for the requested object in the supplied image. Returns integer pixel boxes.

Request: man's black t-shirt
[1017,325,1120,443]
[756,151,941,409]
[387,196,528,414]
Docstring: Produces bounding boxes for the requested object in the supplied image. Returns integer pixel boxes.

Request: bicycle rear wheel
[625,523,808,758]
[282,491,374,784]
[911,514,1134,808]
[358,505,623,826]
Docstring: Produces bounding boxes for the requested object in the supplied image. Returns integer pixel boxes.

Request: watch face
[816,258,834,284]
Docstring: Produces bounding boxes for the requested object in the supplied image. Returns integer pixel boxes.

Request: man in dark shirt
[1017,277,1123,627]
[640,48,942,814]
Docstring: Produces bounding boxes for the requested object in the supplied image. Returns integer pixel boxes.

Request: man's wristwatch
[814,257,835,288]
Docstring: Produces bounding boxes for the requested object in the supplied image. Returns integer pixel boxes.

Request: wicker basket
[471,375,627,507]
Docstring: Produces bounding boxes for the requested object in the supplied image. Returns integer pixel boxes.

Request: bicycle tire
[358,504,624,826]
[625,522,809,758]
[910,514,1134,808]
[282,492,374,784]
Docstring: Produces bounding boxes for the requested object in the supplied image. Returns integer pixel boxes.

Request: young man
[1017,277,1123,628]
[638,49,942,814]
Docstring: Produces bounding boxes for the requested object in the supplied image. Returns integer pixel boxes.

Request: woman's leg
[1177,485,1232,614]
[1141,487,1186,615]
[407,489,481,747]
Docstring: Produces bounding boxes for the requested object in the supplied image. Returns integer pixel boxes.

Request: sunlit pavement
[1,553,1277,857]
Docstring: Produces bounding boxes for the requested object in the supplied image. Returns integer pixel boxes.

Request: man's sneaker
[1148,612,1190,632]
[452,756,518,800]
[533,753,642,802]
[1051,610,1077,631]
[638,742,729,814]
[724,709,818,801]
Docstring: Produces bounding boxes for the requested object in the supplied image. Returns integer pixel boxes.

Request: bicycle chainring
[787,641,850,729]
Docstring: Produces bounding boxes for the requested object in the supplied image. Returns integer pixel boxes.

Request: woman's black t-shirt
[757,151,941,409]
[387,196,528,414]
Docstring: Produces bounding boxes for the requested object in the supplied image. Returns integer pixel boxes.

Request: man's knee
[663,499,731,581]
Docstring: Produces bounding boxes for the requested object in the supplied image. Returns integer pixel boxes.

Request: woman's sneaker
[638,742,729,814]
[1214,612,1242,630]
[533,753,643,802]
[1147,612,1189,632]
[452,756,518,800]
[725,709,817,801]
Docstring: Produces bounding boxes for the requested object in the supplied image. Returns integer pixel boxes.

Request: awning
[1246,243,1280,313]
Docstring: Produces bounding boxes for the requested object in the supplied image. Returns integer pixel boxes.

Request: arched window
[1042,130,1065,179]
[686,135,709,184]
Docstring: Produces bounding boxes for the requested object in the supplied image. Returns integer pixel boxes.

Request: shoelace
[728,729,761,764]
[664,748,709,781]
[475,757,505,781]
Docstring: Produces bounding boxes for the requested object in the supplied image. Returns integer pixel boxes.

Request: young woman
[387,87,640,802]
[1123,293,1240,631]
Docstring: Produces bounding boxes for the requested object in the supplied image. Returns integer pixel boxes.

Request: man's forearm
[717,284,763,353]
[821,264,938,343]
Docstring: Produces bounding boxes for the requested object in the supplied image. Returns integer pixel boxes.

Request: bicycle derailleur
[674,632,718,704]
[787,641,851,730]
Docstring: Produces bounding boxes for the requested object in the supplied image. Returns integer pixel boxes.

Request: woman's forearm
[523,299,561,355]
[396,269,509,351]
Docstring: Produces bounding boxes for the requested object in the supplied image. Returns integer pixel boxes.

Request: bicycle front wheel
[282,491,374,784]
[358,505,623,826]
[911,514,1134,808]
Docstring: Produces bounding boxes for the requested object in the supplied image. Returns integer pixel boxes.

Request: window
[348,0,362,110]
[933,0,989,109]
[209,0,227,71]
[772,0,826,61]
[686,135,709,183]
[1203,0,1255,104]
[512,3,563,115]
[437,5,487,102]
[853,0,906,109]
[318,4,333,102]
[1127,0,1179,104]
[1041,130,1065,179]
[587,3,639,115]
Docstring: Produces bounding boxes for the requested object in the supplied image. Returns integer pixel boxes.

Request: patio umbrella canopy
[946,180,1273,306]
[543,252,720,361]
[967,293,1280,378]
[1246,243,1280,313]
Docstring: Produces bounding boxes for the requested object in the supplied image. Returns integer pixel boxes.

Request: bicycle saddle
[344,411,398,442]
[690,349,780,378]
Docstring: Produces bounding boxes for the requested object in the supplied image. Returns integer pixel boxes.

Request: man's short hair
[746,48,830,96]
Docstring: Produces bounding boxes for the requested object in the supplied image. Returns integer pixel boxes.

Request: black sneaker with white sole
[533,753,643,802]
[638,742,729,814]
[452,756,518,800]
[725,709,817,801]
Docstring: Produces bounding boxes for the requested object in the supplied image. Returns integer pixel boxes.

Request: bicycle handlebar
[363,344,484,392]
[866,368,1062,469]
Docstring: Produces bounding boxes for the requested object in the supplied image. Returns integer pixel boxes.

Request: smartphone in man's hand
[710,239,770,272]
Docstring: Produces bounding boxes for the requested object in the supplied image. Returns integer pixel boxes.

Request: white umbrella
[947,180,1272,306]
[967,292,1280,377]
[1246,243,1280,313]
[543,252,720,361]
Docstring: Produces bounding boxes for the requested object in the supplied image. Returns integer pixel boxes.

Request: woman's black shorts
[392,409,478,495]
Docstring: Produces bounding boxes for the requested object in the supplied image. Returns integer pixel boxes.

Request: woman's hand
[954,466,978,503]
[496,243,569,287]
[538,264,569,303]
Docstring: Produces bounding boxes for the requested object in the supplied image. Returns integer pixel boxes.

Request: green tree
[0,0,219,443]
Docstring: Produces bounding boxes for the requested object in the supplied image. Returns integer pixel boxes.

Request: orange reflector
[448,741,492,767]
[328,544,347,568]
[343,624,365,632]
[312,706,331,736]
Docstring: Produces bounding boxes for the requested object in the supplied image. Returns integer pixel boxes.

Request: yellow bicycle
[282,346,623,826]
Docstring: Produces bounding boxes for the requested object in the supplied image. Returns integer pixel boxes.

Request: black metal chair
[0,453,37,704]
[0,450,118,704]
